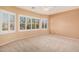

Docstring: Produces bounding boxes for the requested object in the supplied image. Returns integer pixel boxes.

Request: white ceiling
[17,6,79,15]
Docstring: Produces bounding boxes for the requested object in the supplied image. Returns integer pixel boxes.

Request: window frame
[41,18,48,30]
[18,15,32,32]
[18,15,27,32]
[0,10,16,35]
[18,15,48,32]
[19,15,41,31]
[31,17,40,30]
[26,16,32,31]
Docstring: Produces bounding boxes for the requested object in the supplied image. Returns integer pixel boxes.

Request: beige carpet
[0,34,79,52]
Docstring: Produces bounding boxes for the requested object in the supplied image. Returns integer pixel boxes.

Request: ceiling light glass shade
[43,7,54,11]
[43,8,50,11]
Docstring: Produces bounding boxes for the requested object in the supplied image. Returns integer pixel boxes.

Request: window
[10,14,16,30]
[19,16,26,30]
[42,20,45,29]
[35,19,39,29]
[27,17,32,30]
[45,19,48,29]
[32,18,36,29]
[32,18,40,29]
[19,16,32,31]
[2,13,9,31]
[19,15,48,31]
[42,19,48,29]
[0,10,16,34]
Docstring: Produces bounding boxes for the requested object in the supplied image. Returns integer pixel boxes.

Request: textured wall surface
[50,9,79,38]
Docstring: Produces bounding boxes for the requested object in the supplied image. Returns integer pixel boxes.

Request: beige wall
[0,6,49,45]
[50,9,79,38]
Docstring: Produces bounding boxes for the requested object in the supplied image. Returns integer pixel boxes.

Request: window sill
[0,31,16,35]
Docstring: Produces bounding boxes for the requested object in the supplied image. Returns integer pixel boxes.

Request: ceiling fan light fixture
[43,7,53,11]
[43,8,50,11]
[32,7,35,9]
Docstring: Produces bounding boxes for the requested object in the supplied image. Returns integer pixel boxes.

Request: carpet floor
[0,34,79,52]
